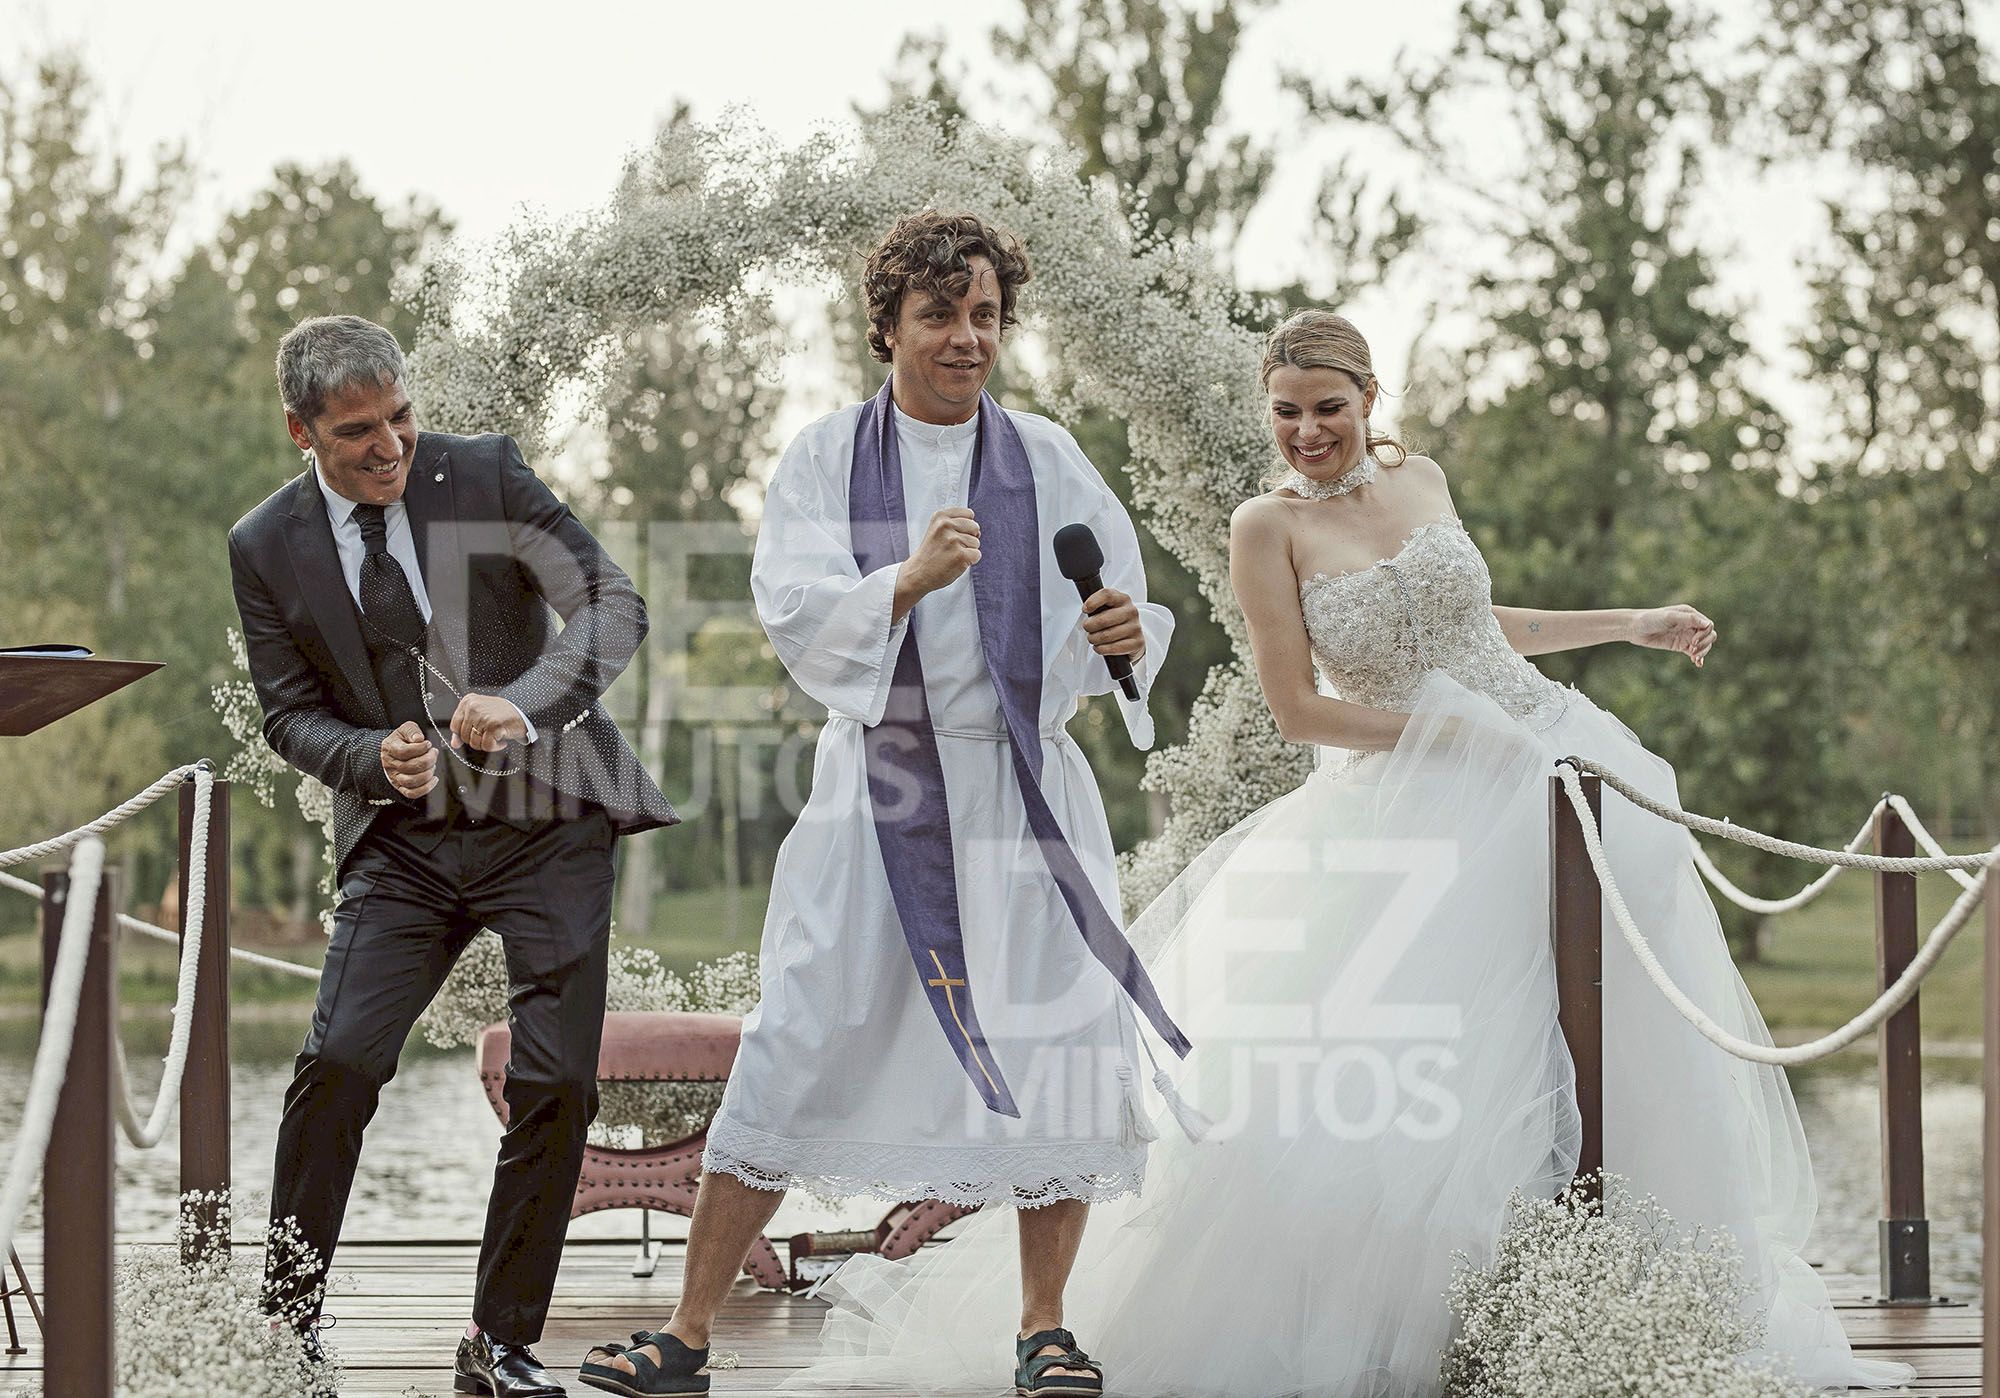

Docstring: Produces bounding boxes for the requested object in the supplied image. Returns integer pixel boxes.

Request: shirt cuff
[501,699,539,744]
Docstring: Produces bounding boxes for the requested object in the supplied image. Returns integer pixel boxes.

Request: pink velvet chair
[476,1011,976,1290]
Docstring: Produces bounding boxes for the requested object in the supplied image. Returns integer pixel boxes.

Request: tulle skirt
[790,672,1916,1396]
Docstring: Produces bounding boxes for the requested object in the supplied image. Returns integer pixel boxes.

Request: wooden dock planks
[0,1242,1982,1395]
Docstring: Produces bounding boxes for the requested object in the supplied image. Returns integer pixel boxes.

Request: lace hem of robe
[701,1115,1148,1209]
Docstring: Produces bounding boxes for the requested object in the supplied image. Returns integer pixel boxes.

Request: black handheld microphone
[1053,523,1140,702]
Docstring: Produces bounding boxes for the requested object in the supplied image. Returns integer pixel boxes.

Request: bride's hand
[1630,604,1715,667]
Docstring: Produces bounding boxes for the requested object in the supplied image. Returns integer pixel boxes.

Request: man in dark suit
[229,314,677,1397]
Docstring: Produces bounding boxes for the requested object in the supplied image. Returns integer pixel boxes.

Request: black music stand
[0,653,162,736]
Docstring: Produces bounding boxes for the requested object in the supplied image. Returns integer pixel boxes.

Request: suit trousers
[263,800,615,1344]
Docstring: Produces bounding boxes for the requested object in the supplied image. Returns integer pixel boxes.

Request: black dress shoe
[455,1331,567,1396]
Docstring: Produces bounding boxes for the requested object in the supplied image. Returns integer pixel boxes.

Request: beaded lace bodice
[1299,510,1573,731]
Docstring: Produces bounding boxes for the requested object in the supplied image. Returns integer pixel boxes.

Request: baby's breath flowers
[1440,1174,1814,1397]
[420,933,762,1147]
[7,1194,338,1398]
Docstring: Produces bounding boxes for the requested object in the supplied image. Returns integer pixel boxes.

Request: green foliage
[1296,0,1883,951]
[0,50,448,925]
[0,55,194,897]
[994,0,1274,249]
[1761,0,2000,836]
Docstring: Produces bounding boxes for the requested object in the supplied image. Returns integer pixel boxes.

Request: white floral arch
[410,105,1311,910]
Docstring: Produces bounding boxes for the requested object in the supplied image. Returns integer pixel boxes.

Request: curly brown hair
[862,210,1032,363]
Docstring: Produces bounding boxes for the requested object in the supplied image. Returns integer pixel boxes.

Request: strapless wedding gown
[790,511,1915,1396]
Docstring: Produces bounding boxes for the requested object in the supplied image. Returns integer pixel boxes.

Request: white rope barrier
[1887,793,1982,892]
[1556,763,1998,1068]
[1569,758,1990,874]
[1686,811,1875,916]
[105,765,212,1149]
[0,763,334,1267]
[121,913,323,979]
[1686,790,1982,916]
[0,766,203,870]
[0,837,105,1261]
[0,869,321,980]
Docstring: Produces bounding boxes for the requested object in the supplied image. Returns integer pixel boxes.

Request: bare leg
[1018,1200,1096,1383]
[594,1170,784,1377]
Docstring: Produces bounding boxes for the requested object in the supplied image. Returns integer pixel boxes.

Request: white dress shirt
[315,466,435,622]
[314,465,536,742]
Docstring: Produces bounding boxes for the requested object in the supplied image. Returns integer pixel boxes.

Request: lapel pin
[434,472,445,482]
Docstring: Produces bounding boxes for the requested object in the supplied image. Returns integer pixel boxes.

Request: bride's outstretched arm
[1492,603,1715,665]
[1490,605,1637,656]
[1231,496,1411,751]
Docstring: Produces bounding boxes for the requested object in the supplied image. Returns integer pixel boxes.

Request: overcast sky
[8,0,1956,460]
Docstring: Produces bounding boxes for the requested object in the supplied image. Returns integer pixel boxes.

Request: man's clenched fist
[892,506,983,624]
[908,506,982,594]
[450,692,529,752]
[380,721,438,799]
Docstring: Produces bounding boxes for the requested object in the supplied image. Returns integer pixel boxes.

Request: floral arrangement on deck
[4,1196,337,1398]
[417,929,762,1147]
[1441,1173,1812,1397]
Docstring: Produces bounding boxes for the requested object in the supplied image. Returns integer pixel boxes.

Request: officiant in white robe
[700,397,1176,1208]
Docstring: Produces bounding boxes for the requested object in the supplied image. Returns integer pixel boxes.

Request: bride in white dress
[794,310,1915,1397]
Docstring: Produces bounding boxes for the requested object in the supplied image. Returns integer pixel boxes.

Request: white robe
[701,402,1175,1207]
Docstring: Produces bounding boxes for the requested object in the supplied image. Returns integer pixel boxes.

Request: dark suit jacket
[228,430,678,875]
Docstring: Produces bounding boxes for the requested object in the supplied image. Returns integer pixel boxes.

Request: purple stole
[848,380,1192,1116]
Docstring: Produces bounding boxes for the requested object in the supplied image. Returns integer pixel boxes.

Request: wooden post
[178,772,231,1261]
[1874,801,1932,1303]
[1983,873,1998,1398]
[41,864,117,1398]
[1551,769,1604,1202]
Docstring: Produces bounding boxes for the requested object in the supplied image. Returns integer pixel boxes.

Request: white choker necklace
[1280,453,1377,500]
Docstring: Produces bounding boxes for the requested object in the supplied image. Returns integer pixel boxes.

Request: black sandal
[578,1329,711,1396]
[1015,1327,1105,1395]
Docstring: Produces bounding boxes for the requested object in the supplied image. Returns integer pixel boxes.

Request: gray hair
[275,315,407,428]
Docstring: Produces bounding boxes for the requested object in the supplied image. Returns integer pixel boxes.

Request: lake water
[0,1016,1986,1298]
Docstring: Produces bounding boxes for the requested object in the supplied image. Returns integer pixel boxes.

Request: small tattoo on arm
[1528,621,1541,633]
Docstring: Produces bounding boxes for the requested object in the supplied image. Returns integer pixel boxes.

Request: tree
[1296,0,1869,953]
[0,52,453,929]
[0,53,193,913]
[994,0,1274,250]
[0,53,189,627]
[1761,0,2000,837]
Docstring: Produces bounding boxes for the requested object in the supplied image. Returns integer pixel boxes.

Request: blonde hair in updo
[1259,310,1411,487]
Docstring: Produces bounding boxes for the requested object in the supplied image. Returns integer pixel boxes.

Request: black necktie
[351,503,428,649]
